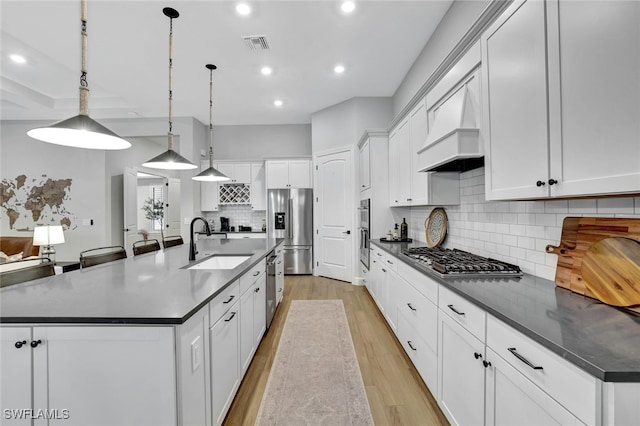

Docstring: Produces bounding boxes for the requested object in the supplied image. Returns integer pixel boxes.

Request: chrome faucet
[189,217,212,261]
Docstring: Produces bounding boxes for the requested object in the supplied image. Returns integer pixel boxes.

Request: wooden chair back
[132,239,161,256]
[79,246,127,269]
[0,258,55,288]
[162,235,184,249]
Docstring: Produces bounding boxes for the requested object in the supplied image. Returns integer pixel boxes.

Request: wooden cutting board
[580,238,640,307]
[546,217,640,311]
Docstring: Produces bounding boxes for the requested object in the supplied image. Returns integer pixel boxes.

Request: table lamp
[33,225,65,263]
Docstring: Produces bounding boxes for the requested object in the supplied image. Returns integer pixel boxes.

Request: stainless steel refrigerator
[267,188,313,274]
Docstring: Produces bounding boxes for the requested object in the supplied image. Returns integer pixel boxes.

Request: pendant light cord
[167,14,175,150]
[79,0,89,116]
[208,66,214,167]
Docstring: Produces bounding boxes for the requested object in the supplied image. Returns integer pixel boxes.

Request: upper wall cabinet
[217,163,251,184]
[482,0,640,200]
[250,163,266,211]
[389,99,460,207]
[359,139,371,192]
[265,160,312,189]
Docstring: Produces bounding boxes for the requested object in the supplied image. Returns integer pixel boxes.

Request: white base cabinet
[275,245,284,305]
[210,305,240,426]
[1,326,176,426]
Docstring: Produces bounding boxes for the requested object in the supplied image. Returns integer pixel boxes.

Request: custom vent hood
[417,77,483,173]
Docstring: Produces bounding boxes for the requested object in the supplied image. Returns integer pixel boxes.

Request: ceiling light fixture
[193,64,229,182]
[26,0,131,150]
[341,1,356,13]
[274,99,283,107]
[142,8,197,170]
[236,3,251,15]
[9,54,26,64]
[261,66,273,76]
[334,64,346,74]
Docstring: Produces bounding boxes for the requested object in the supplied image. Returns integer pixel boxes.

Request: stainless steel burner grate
[402,247,522,278]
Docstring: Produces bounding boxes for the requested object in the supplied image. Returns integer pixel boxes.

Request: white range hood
[417,74,483,172]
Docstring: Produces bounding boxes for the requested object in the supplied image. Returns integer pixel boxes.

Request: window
[151,186,164,231]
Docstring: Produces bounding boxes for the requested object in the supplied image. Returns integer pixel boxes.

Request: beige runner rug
[255,300,374,426]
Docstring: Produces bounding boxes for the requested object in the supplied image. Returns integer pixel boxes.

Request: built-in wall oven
[359,198,370,269]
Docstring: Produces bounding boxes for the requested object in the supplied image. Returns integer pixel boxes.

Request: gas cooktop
[402,247,523,279]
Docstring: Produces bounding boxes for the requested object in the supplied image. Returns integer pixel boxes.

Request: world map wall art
[0,174,77,231]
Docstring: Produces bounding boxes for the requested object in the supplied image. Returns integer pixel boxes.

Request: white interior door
[166,178,181,238]
[314,148,353,282]
[123,167,138,254]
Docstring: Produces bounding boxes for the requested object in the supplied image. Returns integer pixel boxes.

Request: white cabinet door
[253,273,266,346]
[266,160,290,188]
[35,326,176,426]
[251,162,266,210]
[210,305,240,426]
[384,268,401,333]
[438,312,485,426]
[547,0,640,197]
[288,160,312,188]
[234,163,251,184]
[409,99,429,206]
[240,288,255,375]
[201,161,219,211]
[485,348,583,426]
[359,139,371,192]
[388,119,411,206]
[482,0,550,200]
[0,327,32,426]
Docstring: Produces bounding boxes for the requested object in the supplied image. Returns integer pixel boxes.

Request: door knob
[548,178,558,186]
[14,340,27,349]
[536,180,546,187]
[30,340,42,348]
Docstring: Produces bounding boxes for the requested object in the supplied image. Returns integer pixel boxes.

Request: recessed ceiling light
[261,66,273,76]
[341,1,356,14]
[10,54,26,64]
[334,64,346,74]
[236,3,251,15]
[274,99,283,107]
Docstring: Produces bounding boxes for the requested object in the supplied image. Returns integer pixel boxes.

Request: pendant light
[193,64,229,182]
[142,7,197,170]
[27,0,131,150]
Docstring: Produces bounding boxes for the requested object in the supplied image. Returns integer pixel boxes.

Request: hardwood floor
[223,275,449,426]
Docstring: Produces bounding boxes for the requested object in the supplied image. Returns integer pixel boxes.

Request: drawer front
[398,259,438,304]
[439,285,486,341]
[383,254,398,273]
[209,280,240,326]
[275,244,283,256]
[372,247,386,264]
[397,277,438,352]
[487,315,597,425]
[239,259,266,294]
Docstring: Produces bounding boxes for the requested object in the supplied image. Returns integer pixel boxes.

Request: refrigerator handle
[288,197,293,239]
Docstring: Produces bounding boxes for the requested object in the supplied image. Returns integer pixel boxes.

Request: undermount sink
[188,255,252,270]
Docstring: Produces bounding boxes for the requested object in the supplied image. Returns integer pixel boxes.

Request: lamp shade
[142,149,198,170]
[33,225,65,246]
[28,114,131,150]
[192,166,230,181]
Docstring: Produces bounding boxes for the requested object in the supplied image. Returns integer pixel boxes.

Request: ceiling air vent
[242,35,271,51]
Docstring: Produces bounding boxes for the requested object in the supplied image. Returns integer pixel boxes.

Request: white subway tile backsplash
[597,197,634,214]
[408,167,636,281]
[569,199,597,213]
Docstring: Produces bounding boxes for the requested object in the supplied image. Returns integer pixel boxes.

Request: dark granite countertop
[371,240,640,382]
[0,238,282,325]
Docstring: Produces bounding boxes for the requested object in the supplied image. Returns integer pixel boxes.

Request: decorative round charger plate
[425,208,448,248]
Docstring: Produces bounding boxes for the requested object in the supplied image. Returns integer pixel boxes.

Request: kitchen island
[369,240,640,426]
[0,237,281,426]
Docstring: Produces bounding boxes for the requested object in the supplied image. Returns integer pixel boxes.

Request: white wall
[211,124,311,160]
[408,168,640,281]
[392,0,491,116]
[1,120,108,261]
[311,97,392,153]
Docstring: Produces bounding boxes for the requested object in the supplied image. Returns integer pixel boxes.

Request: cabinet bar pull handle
[407,341,417,351]
[14,340,27,349]
[407,303,417,311]
[224,311,237,322]
[387,260,393,265]
[447,304,465,316]
[278,288,283,292]
[253,271,260,276]
[30,339,42,348]
[223,295,235,304]
[508,347,543,370]
[255,287,261,293]
[382,268,387,273]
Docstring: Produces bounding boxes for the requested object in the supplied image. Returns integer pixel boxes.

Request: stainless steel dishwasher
[266,251,277,329]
